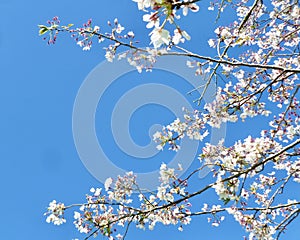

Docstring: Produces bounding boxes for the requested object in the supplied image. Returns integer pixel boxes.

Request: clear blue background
[0,1,299,239]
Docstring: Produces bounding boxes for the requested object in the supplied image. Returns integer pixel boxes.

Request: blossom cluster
[198,134,300,239]
[153,108,209,151]
[132,0,198,48]
[44,200,66,225]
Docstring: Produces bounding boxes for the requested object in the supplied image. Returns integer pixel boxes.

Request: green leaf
[222,197,230,205]
[61,23,74,30]
[38,25,49,36]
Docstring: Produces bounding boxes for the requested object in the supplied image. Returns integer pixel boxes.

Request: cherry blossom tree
[40,0,300,239]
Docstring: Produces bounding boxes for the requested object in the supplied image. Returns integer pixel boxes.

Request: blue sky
[1,0,299,239]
